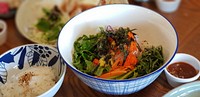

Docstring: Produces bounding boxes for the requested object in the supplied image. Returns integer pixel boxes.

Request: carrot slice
[111,57,123,70]
[98,68,127,79]
[128,32,134,40]
[124,53,138,70]
[129,41,138,53]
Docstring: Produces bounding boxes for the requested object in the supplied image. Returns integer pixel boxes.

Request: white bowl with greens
[16,0,70,45]
[58,4,178,95]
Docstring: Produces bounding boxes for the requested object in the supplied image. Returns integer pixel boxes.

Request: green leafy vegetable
[73,26,133,75]
[73,26,164,79]
[136,46,164,76]
[35,6,64,42]
[109,46,164,79]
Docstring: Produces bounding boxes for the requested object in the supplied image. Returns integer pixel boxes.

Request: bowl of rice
[58,4,178,95]
[0,44,66,97]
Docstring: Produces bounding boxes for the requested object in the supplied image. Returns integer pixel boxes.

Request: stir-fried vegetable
[36,6,64,42]
[73,26,164,80]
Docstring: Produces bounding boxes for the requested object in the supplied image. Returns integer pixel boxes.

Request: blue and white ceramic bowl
[58,4,178,95]
[0,44,66,97]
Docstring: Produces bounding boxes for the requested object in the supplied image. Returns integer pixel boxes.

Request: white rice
[0,66,56,97]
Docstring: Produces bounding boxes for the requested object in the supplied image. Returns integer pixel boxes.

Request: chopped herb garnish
[73,26,164,79]
[35,6,64,42]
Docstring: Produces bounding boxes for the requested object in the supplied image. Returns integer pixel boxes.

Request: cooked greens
[36,6,64,42]
[73,26,164,79]
[136,46,164,76]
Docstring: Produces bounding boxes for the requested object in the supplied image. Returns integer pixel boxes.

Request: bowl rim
[0,20,7,35]
[0,44,58,57]
[57,4,179,82]
[163,81,200,97]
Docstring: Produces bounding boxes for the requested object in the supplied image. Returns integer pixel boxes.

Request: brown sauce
[167,62,198,78]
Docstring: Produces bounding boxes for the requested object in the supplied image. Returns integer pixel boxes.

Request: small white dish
[164,53,200,87]
[155,0,181,13]
[0,20,7,46]
[163,81,200,97]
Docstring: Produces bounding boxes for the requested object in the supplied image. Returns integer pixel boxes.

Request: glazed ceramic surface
[58,4,178,95]
[0,44,66,97]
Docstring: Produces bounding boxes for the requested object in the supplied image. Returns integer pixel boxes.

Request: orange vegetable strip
[129,41,138,52]
[128,32,134,40]
[123,53,138,70]
[98,68,127,79]
[111,57,122,70]
[111,58,120,70]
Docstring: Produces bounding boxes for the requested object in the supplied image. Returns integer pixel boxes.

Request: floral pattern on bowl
[0,44,65,84]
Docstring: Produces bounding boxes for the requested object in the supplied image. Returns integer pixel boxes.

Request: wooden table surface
[0,0,200,97]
